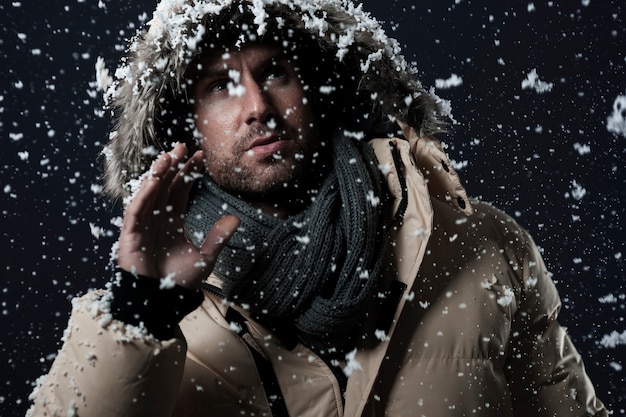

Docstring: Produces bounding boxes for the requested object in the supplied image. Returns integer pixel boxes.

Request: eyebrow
[198,66,230,78]
[197,48,286,78]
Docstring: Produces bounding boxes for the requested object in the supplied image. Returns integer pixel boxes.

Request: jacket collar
[344,132,471,415]
[398,121,473,216]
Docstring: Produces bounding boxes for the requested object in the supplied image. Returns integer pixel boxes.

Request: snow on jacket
[28,131,606,416]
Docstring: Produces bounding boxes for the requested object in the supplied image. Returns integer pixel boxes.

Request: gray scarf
[185,131,384,354]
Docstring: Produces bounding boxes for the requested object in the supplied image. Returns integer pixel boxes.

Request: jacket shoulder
[429,198,544,293]
[433,198,532,253]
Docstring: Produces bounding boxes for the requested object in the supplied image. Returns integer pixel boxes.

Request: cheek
[283,99,315,127]
[195,111,234,149]
[195,107,216,132]
[195,100,236,129]
[194,105,209,133]
[277,86,310,117]
[200,137,230,159]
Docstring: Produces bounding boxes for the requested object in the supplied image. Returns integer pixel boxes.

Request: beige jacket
[28,133,607,417]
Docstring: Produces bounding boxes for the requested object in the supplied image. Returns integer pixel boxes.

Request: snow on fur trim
[101,0,448,199]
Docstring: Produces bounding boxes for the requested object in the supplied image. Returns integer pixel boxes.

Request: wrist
[109,268,204,339]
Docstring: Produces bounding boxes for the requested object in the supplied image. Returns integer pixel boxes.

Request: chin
[218,173,293,196]
[210,157,314,196]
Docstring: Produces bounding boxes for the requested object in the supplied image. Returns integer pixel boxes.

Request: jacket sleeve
[505,231,608,416]
[27,290,189,417]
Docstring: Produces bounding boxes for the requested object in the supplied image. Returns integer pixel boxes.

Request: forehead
[196,42,285,73]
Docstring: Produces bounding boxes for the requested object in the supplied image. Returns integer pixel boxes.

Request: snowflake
[607,93,626,138]
[521,69,553,94]
[435,74,463,89]
[343,348,363,376]
[159,273,177,289]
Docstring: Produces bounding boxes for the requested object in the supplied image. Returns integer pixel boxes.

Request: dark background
[2,0,624,416]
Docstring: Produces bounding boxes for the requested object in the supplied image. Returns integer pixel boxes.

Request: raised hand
[117,143,240,289]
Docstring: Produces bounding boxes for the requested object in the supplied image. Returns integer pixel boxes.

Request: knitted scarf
[185,131,384,355]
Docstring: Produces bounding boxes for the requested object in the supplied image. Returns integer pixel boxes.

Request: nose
[242,79,276,125]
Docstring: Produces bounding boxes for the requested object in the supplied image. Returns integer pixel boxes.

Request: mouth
[245,132,290,156]
[247,133,281,150]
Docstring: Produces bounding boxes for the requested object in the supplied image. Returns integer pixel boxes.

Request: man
[28,0,607,416]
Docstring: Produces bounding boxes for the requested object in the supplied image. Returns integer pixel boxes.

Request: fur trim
[102,0,447,199]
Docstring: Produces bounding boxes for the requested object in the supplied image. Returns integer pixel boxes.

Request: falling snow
[496,286,515,307]
[343,348,363,377]
[159,273,177,289]
[521,68,554,94]
[607,93,626,138]
[566,180,587,200]
[2,0,624,415]
[599,330,626,348]
[435,74,463,89]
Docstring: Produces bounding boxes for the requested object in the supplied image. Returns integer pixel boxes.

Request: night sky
[2,0,625,416]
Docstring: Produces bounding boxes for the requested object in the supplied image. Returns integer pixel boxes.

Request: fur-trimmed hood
[101,0,449,199]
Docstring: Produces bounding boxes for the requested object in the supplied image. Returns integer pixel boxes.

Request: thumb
[199,215,241,266]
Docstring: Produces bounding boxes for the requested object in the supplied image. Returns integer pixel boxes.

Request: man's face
[191,42,321,196]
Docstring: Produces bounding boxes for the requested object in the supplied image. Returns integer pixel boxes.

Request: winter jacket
[28,0,607,415]
[28,128,606,416]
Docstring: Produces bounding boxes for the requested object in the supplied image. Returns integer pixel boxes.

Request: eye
[205,78,230,93]
[262,64,287,82]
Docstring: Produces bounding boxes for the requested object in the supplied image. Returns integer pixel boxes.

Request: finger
[158,144,187,186]
[147,148,173,180]
[169,142,188,163]
[171,149,204,189]
[151,144,189,212]
[169,150,205,213]
[199,215,241,266]
[165,143,191,180]
[124,151,173,222]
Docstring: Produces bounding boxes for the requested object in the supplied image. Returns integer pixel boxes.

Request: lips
[246,132,289,156]
[248,133,281,150]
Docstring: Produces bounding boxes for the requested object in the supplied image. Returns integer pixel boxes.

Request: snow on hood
[101,0,448,199]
